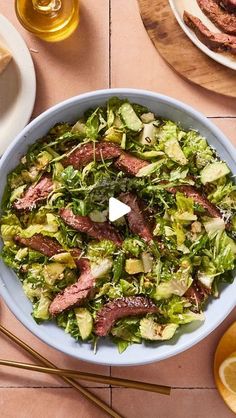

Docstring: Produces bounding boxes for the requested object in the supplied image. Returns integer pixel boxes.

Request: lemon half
[219,352,236,394]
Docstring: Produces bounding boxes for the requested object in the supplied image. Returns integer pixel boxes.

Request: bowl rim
[0,88,236,366]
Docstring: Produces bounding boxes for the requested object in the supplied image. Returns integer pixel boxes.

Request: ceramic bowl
[0,89,236,366]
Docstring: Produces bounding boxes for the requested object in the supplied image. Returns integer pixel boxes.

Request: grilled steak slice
[14,234,87,270]
[94,296,158,337]
[184,280,211,310]
[60,208,123,246]
[14,234,63,258]
[15,233,93,315]
[115,152,149,176]
[63,141,121,169]
[197,0,236,35]
[183,11,236,55]
[167,185,223,219]
[119,192,153,243]
[218,0,236,12]
[49,267,94,316]
[13,176,53,211]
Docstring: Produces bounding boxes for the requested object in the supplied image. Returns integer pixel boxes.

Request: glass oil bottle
[15,0,79,42]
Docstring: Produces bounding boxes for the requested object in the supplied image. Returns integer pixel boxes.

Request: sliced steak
[63,141,121,169]
[14,234,87,270]
[197,0,236,35]
[49,267,94,316]
[119,192,153,243]
[114,152,149,176]
[184,280,211,310]
[60,208,123,246]
[167,185,223,218]
[218,0,236,12]
[15,233,93,315]
[183,11,236,55]
[94,296,158,337]
[13,176,53,211]
[14,234,63,258]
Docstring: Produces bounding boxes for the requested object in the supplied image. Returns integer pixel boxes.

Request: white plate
[169,0,236,71]
[0,14,36,155]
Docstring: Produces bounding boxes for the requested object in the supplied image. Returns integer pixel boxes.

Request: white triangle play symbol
[109,197,131,222]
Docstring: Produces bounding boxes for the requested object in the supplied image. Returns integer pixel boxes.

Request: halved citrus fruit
[214,321,236,414]
[219,352,236,394]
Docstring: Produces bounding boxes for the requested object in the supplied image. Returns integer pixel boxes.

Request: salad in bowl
[1,94,236,357]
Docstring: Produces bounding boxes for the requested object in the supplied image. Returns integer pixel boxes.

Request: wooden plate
[214,322,236,414]
[138,0,236,98]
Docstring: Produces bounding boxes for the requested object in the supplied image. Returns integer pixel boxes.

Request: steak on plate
[183,11,236,55]
[197,0,236,35]
[218,0,236,12]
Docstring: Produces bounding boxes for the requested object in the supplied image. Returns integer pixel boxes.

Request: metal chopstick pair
[0,324,171,418]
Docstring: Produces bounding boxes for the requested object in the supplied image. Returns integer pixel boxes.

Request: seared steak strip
[49,267,94,316]
[167,185,223,219]
[115,152,149,176]
[15,233,94,315]
[13,176,53,211]
[94,296,158,337]
[183,11,236,55]
[14,234,63,258]
[63,141,121,169]
[60,208,123,246]
[197,0,236,35]
[119,192,153,243]
[218,0,236,12]
[184,280,211,310]
[14,234,87,270]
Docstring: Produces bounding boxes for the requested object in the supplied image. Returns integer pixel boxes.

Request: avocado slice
[164,138,187,166]
[200,162,230,185]
[119,103,143,132]
[75,308,93,340]
[140,318,178,341]
[125,258,144,274]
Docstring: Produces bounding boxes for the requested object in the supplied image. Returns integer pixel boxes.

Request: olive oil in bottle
[15,0,79,42]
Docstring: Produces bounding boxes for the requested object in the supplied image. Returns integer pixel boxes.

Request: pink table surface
[1,1,236,417]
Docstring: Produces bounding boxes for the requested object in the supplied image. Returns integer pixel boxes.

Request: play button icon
[109,197,131,222]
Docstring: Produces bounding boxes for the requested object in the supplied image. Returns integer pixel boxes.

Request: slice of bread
[0,44,12,75]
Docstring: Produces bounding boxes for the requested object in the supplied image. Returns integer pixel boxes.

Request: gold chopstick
[0,324,122,418]
[0,358,171,395]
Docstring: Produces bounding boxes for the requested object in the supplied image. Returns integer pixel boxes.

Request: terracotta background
[0,1,236,417]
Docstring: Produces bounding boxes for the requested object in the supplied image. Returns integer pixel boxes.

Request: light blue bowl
[0,89,236,366]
